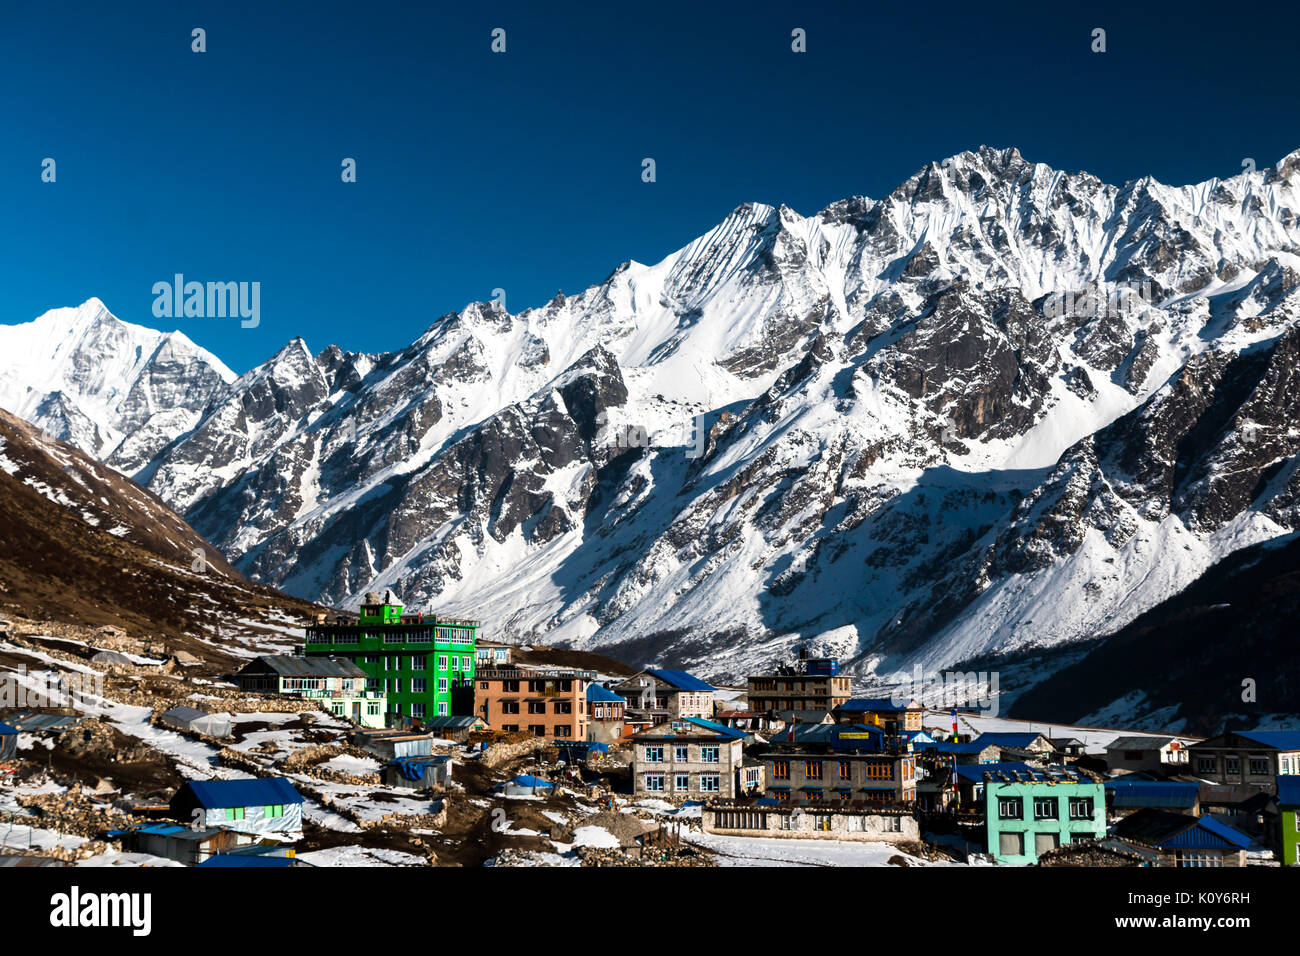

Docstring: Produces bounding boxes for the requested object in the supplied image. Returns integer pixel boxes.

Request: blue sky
[3,0,1297,373]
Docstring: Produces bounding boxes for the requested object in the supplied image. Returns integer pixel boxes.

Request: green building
[303,589,478,726]
[1278,776,1300,865]
[973,764,1106,864]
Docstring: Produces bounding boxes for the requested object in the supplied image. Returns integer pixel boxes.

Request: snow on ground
[321,754,381,775]
[685,830,946,867]
[569,825,620,848]
[924,709,1199,754]
[296,845,425,866]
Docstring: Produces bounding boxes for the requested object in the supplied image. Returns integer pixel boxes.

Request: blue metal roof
[683,717,747,739]
[505,774,553,789]
[587,684,627,703]
[646,669,715,692]
[1106,782,1200,809]
[1157,816,1251,851]
[196,855,295,868]
[0,721,16,735]
[926,741,991,754]
[1277,776,1300,806]
[1236,730,1300,750]
[838,697,914,712]
[181,777,303,810]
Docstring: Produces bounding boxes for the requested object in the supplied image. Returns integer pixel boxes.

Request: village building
[703,798,919,843]
[613,669,716,722]
[477,665,592,739]
[303,589,478,724]
[170,778,304,837]
[971,732,1055,762]
[1104,735,1191,775]
[1111,808,1251,867]
[1105,779,1201,817]
[746,653,851,714]
[474,639,515,666]
[978,766,1106,865]
[420,714,487,741]
[632,718,747,801]
[586,683,626,744]
[832,697,924,734]
[385,754,453,790]
[716,710,781,734]
[771,709,835,730]
[1277,776,1300,866]
[1188,730,1300,790]
[761,723,917,805]
[350,727,448,760]
[1048,737,1088,759]
[235,655,386,727]
[108,823,274,866]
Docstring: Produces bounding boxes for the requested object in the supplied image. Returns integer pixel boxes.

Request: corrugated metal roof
[180,777,303,809]
[838,697,915,712]
[645,668,715,692]
[242,655,366,678]
[587,683,627,703]
[161,705,208,723]
[1277,775,1300,806]
[196,855,295,868]
[1114,809,1250,850]
[4,712,82,732]
[0,721,16,735]
[1106,735,1175,751]
[1236,730,1300,750]
[1106,782,1200,809]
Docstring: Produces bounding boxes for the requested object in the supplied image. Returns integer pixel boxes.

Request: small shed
[160,706,231,738]
[385,755,453,790]
[0,721,17,761]
[170,777,304,836]
[500,774,555,797]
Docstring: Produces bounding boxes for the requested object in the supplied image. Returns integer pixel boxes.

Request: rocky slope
[5,145,1300,688]
[0,408,316,645]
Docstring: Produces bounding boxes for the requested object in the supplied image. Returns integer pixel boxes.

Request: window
[438,655,448,670]
[645,774,665,792]
[412,703,426,718]
[529,701,547,714]
[502,724,518,733]
[1196,757,1216,774]
[1225,756,1240,776]
[412,657,426,670]
[1249,757,1269,776]
[675,774,691,791]
[839,761,852,781]
[438,702,448,716]
[998,796,1023,820]
[412,678,426,693]
[1069,796,1094,820]
[804,761,823,781]
[999,831,1024,856]
[462,656,472,671]
[1034,831,1060,856]
[674,745,689,762]
[224,808,246,821]
[701,746,719,764]
[553,701,572,714]
[700,774,720,793]
[265,805,284,818]
[773,760,790,780]
[438,678,448,693]
[367,702,380,715]
[1033,796,1058,820]
[644,746,664,763]
[502,701,520,714]
[393,679,403,694]
[529,724,546,737]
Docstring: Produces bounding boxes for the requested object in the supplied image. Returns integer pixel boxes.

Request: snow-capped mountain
[5,145,1300,686]
[0,298,236,472]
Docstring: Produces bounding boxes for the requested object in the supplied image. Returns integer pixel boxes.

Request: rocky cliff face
[5,145,1300,686]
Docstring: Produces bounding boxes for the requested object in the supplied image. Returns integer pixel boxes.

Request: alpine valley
[6,146,1300,726]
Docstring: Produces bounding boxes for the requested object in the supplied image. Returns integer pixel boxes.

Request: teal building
[969,764,1106,864]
